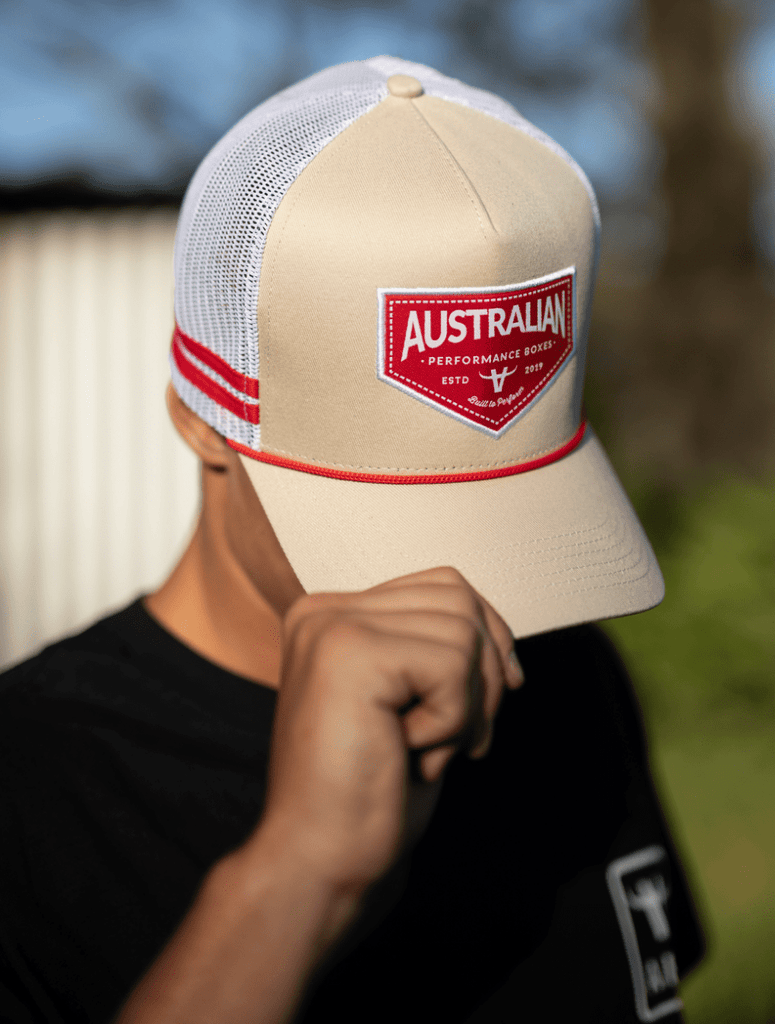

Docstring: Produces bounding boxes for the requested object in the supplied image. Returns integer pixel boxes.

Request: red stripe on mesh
[227,421,586,483]
[173,323,259,400]
[172,333,260,425]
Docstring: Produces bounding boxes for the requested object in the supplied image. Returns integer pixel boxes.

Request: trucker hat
[169,55,664,638]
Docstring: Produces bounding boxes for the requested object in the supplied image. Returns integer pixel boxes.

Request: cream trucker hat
[170,55,664,638]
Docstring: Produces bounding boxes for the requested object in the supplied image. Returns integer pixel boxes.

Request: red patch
[377,269,575,436]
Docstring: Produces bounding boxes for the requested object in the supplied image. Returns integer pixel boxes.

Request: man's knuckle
[432,565,466,586]
[285,609,318,651]
[445,640,473,680]
[285,592,318,627]
[299,592,336,614]
[315,617,364,658]
[286,593,345,634]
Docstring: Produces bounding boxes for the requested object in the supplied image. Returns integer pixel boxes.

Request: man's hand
[256,566,524,896]
[114,568,523,1024]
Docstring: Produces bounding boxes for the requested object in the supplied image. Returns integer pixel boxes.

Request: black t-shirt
[0,598,705,1024]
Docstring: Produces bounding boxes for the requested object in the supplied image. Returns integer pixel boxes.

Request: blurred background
[1,0,774,1018]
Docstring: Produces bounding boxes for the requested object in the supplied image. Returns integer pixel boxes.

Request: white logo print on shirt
[606,846,683,1022]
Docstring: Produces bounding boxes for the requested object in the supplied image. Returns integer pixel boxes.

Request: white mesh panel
[173,61,390,449]
[172,56,601,452]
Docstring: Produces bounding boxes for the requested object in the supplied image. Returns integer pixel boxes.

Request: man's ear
[165,382,232,470]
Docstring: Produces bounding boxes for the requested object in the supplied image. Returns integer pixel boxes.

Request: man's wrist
[114,823,365,1024]
[235,818,367,958]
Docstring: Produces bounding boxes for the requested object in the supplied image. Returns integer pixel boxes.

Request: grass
[601,472,775,1023]
[656,734,775,1023]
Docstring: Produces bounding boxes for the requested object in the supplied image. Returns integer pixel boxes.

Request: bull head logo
[479,365,517,393]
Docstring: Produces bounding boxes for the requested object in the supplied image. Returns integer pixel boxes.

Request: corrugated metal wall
[0,208,200,672]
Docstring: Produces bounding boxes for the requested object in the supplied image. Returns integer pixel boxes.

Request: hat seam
[485,544,651,594]
[468,514,615,552]
[243,83,388,381]
[490,565,653,602]
[408,99,494,239]
[259,107,392,379]
[336,518,650,591]
[462,525,629,570]
[469,539,640,580]
[255,431,581,472]
[299,522,644,589]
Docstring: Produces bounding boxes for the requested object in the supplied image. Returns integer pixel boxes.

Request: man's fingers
[469,589,522,690]
[420,746,457,783]
[336,608,479,646]
[346,626,484,755]
[367,568,522,695]
[370,577,520,695]
[364,570,522,756]
[297,567,520,688]
[272,567,521,888]
[336,610,495,757]
[287,567,520,768]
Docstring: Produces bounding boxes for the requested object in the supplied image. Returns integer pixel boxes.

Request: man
[0,57,705,1023]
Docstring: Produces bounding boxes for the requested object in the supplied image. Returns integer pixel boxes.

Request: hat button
[387,74,424,99]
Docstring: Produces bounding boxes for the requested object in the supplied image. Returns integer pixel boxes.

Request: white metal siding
[0,208,199,671]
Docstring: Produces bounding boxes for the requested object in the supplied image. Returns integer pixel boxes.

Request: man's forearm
[114,825,364,1024]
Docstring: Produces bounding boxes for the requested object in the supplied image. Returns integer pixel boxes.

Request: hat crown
[171,57,600,470]
[169,58,663,638]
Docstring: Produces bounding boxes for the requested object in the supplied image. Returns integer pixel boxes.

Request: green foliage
[601,474,775,1022]
[603,473,775,739]
[655,733,775,1024]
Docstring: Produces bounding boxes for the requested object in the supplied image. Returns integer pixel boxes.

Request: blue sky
[2,0,774,228]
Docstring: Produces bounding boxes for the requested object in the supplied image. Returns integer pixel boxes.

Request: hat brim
[237,425,663,639]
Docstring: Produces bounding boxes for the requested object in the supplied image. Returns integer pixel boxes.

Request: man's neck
[144,518,284,689]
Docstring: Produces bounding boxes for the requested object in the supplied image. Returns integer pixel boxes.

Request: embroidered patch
[606,846,683,1022]
[377,267,575,437]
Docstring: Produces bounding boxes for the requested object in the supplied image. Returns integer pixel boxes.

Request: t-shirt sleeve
[586,624,707,979]
[460,625,707,1024]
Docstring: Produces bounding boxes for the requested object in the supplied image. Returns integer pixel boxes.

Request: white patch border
[376,266,577,438]
[606,845,684,1022]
